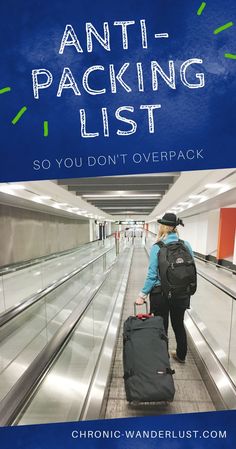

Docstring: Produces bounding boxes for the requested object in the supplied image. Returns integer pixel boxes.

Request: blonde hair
[157,224,179,241]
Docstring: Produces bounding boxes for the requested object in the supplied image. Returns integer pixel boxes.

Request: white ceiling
[0,168,235,222]
[147,169,236,222]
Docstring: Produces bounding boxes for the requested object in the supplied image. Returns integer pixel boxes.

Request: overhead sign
[0,0,236,182]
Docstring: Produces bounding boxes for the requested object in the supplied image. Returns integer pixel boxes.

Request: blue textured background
[0,0,235,181]
[0,411,235,449]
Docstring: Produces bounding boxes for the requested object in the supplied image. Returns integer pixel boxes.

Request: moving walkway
[0,236,235,426]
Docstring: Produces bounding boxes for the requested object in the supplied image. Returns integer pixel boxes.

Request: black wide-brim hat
[157,213,184,227]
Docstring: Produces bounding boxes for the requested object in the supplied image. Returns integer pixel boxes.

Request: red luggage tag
[136,313,153,320]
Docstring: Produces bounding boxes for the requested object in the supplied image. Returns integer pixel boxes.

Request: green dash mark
[12,106,27,125]
[197,2,206,16]
[0,87,11,94]
[225,53,236,60]
[214,22,234,34]
[44,121,49,137]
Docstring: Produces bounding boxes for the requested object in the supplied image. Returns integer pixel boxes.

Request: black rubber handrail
[0,246,115,328]
[195,254,236,275]
[0,245,84,274]
[197,269,236,301]
[0,259,117,427]
[145,229,156,236]
[0,235,114,276]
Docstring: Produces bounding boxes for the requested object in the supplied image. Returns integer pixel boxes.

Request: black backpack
[156,240,197,299]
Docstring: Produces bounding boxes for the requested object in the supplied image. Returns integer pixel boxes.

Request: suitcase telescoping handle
[134,301,148,316]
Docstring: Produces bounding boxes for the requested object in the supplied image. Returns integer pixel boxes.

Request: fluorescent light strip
[82,194,161,198]
[205,183,226,189]
[38,195,51,200]
[0,185,25,194]
[8,184,25,190]
[32,197,43,204]
[0,187,13,194]
[189,195,205,199]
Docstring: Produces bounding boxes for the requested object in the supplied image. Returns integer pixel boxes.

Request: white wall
[106,222,112,236]
[148,222,158,234]
[206,209,220,256]
[180,214,208,254]
[89,220,94,241]
[180,209,220,256]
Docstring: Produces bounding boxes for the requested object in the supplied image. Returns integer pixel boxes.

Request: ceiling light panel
[205,183,223,189]
[8,184,26,190]
[82,194,161,198]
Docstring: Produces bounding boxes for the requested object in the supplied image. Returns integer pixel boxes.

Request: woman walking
[136,213,196,363]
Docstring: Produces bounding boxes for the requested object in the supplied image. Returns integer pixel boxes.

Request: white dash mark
[154,33,169,39]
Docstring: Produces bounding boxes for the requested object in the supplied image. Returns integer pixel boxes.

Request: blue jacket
[141,233,194,296]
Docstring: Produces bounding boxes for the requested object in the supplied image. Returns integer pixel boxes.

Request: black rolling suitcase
[123,303,175,402]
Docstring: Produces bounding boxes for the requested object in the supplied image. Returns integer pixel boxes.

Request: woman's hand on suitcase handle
[135,296,145,305]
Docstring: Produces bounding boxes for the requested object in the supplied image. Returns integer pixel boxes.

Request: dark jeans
[150,290,188,360]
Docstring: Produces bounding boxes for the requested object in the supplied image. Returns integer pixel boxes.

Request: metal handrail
[0,235,114,276]
[0,259,118,427]
[0,246,115,328]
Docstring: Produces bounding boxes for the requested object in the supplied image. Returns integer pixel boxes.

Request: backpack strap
[154,242,165,284]
[155,241,166,248]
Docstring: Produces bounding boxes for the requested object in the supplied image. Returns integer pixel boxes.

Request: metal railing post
[103,253,106,272]
[115,239,119,256]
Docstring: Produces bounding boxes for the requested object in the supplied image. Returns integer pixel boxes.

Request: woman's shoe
[171,351,185,364]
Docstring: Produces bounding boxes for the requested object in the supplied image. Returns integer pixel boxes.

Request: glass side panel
[16,249,130,425]
[228,299,236,384]
[0,248,115,401]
